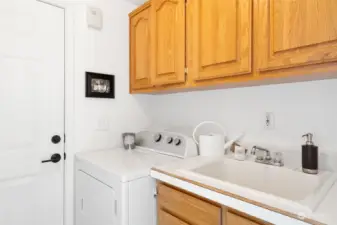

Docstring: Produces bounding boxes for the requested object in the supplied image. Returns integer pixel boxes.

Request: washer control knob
[174,138,182,146]
[167,137,173,144]
[154,133,162,142]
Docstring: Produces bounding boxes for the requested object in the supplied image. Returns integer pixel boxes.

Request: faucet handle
[273,152,284,166]
[265,155,272,161]
[251,146,257,155]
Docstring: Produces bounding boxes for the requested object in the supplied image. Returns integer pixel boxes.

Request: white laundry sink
[181,159,337,212]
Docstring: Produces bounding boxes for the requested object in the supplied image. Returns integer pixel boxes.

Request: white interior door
[0,1,65,225]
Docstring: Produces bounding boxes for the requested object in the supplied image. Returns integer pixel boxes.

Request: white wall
[148,79,337,154]
[71,1,149,153]
[47,0,151,224]
[124,0,146,5]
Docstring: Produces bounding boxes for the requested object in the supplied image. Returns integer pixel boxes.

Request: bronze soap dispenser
[302,133,318,174]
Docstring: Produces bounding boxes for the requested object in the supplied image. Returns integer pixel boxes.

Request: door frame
[35,1,76,225]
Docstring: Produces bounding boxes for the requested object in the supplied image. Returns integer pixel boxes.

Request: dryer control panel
[136,131,198,159]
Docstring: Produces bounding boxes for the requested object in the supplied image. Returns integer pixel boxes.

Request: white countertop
[151,155,337,225]
[76,147,181,182]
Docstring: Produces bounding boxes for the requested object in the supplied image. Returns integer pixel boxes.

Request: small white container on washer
[234,147,246,161]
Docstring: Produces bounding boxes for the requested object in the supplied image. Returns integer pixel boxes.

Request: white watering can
[192,121,244,156]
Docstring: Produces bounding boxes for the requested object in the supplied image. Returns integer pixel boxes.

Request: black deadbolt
[51,135,61,144]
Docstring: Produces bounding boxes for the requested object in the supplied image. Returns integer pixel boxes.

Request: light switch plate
[96,117,109,131]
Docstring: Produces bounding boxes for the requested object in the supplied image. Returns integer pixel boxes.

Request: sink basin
[180,159,337,212]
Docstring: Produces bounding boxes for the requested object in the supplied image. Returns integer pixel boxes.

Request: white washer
[75,130,198,225]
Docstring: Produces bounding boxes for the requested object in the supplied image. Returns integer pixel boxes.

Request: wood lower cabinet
[157,183,221,225]
[150,0,186,86]
[158,209,189,225]
[188,0,252,81]
[224,210,263,225]
[257,0,337,72]
[157,183,266,225]
[129,2,153,91]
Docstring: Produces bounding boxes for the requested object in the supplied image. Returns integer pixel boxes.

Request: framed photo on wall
[85,72,115,99]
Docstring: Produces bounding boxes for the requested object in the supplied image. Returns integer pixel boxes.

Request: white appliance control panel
[136,131,198,158]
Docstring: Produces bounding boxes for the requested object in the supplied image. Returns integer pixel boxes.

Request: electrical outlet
[265,112,275,129]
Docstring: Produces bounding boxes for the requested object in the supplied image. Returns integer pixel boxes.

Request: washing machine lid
[76,147,181,182]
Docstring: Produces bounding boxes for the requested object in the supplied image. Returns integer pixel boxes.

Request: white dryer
[75,130,198,225]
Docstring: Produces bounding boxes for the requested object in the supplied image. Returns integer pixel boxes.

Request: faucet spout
[251,146,271,157]
[251,146,284,167]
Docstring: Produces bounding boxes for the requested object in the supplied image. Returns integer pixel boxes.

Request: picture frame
[85,72,115,99]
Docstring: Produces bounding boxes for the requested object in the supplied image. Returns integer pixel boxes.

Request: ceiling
[124,0,147,5]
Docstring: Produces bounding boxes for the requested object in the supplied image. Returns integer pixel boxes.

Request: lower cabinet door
[158,209,189,225]
[226,211,261,225]
[157,183,221,225]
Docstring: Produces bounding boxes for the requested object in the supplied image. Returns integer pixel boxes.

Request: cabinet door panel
[130,4,153,90]
[158,209,190,225]
[151,0,186,85]
[189,0,252,81]
[226,211,260,225]
[157,183,221,225]
[258,0,337,72]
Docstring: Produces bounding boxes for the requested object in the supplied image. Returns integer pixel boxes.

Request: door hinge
[184,67,188,74]
[115,200,118,215]
[81,198,84,211]
[64,152,67,161]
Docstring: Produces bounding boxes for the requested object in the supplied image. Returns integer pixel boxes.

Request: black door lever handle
[42,153,62,163]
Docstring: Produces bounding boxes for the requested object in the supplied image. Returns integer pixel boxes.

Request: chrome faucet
[251,146,271,160]
[251,146,283,167]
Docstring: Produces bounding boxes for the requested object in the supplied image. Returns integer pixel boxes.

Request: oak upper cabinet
[188,0,252,81]
[151,0,186,86]
[129,3,153,91]
[257,0,337,72]
[129,0,337,93]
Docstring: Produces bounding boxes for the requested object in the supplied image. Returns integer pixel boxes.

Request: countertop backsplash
[146,79,337,157]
